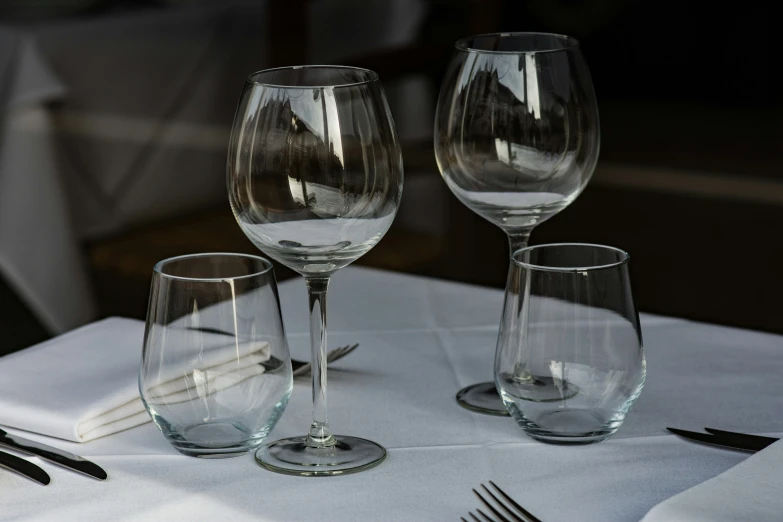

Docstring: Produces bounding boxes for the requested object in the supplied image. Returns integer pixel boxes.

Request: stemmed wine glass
[227,66,403,475]
[434,33,600,415]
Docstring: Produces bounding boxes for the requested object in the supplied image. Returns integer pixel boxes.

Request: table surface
[2,267,783,521]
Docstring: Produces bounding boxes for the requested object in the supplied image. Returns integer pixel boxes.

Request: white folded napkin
[0,317,270,442]
[641,439,783,522]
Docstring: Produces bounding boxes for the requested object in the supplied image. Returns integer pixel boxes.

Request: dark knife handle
[186,326,236,337]
[703,427,779,452]
[0,432,107,480]
[0,450,50,485]
[667,427,778,453]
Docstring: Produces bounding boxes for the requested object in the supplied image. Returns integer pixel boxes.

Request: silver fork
[462,481,543,522]
[184,327,359,377]
[291,343,359,377]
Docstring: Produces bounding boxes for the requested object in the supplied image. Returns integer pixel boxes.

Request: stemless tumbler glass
[140,253,293,458]
[495,244,645,444]
[435,32,601,415]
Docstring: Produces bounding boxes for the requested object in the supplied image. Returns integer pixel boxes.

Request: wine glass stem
[305,276,336,448]
[507,230,532,255]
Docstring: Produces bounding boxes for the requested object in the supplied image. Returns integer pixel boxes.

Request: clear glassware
[139,253,293,458]
[227,66,403,476]
[496,244,645,444]
[435,32,601,414]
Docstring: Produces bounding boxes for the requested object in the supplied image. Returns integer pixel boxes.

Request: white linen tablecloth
[1,267,782,521]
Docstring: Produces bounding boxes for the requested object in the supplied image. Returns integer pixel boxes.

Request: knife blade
[0,450,50,485]
[667,427,777,453]
[0,429,107,480]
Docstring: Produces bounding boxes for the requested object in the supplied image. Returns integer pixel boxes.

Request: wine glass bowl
[227,65,403,475]
[228,66,402,277]
[435,32,600,237]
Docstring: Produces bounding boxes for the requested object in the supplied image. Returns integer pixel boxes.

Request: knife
[0,428,107,480]
[668,427,779,453]
[186,326,236,337]
[0,450,50,485]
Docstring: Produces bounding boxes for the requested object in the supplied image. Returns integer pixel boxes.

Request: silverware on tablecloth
[290,343,359,377]
[668,427,779,453]
[0,428,107,480]
[463,481,543,522]
[185,326,359,377]
[0,449,50,485]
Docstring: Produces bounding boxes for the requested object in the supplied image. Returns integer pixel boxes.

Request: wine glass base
[255,435,386,476]
[458,378,579,415]
[455,382,510,416]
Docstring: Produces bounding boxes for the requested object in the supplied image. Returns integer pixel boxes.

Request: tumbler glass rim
[455,32,580,55]
[153,252,274,282]
[246,65,379,89]
[511,243,630,272]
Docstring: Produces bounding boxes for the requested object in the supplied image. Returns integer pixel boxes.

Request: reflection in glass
[495,244,645,444]
[229,67,400,276]
[435,33,601,414]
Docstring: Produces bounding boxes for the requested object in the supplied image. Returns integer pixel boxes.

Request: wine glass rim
[246,65,380,89]
[511,243,630,272]
[153,252,274,282]
[455,32,580,55]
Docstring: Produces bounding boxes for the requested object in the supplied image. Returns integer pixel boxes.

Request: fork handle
[291,362,311,377]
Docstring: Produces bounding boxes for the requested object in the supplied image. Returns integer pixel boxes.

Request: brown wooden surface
[87,207,445,320]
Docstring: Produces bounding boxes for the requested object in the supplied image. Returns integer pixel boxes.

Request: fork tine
[461,518,470,522]
[476,508,497,522]
[327,345,349,363]
[324,347,343,363]
[473,489,513,522]
[330,343,357,362]
[328,343,359,363]
[469,513,482,522]
[342,343,360,356]
[488,481,542,522]
[481,484,526,522]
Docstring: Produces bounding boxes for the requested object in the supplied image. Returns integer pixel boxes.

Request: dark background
[1,0,780,355]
